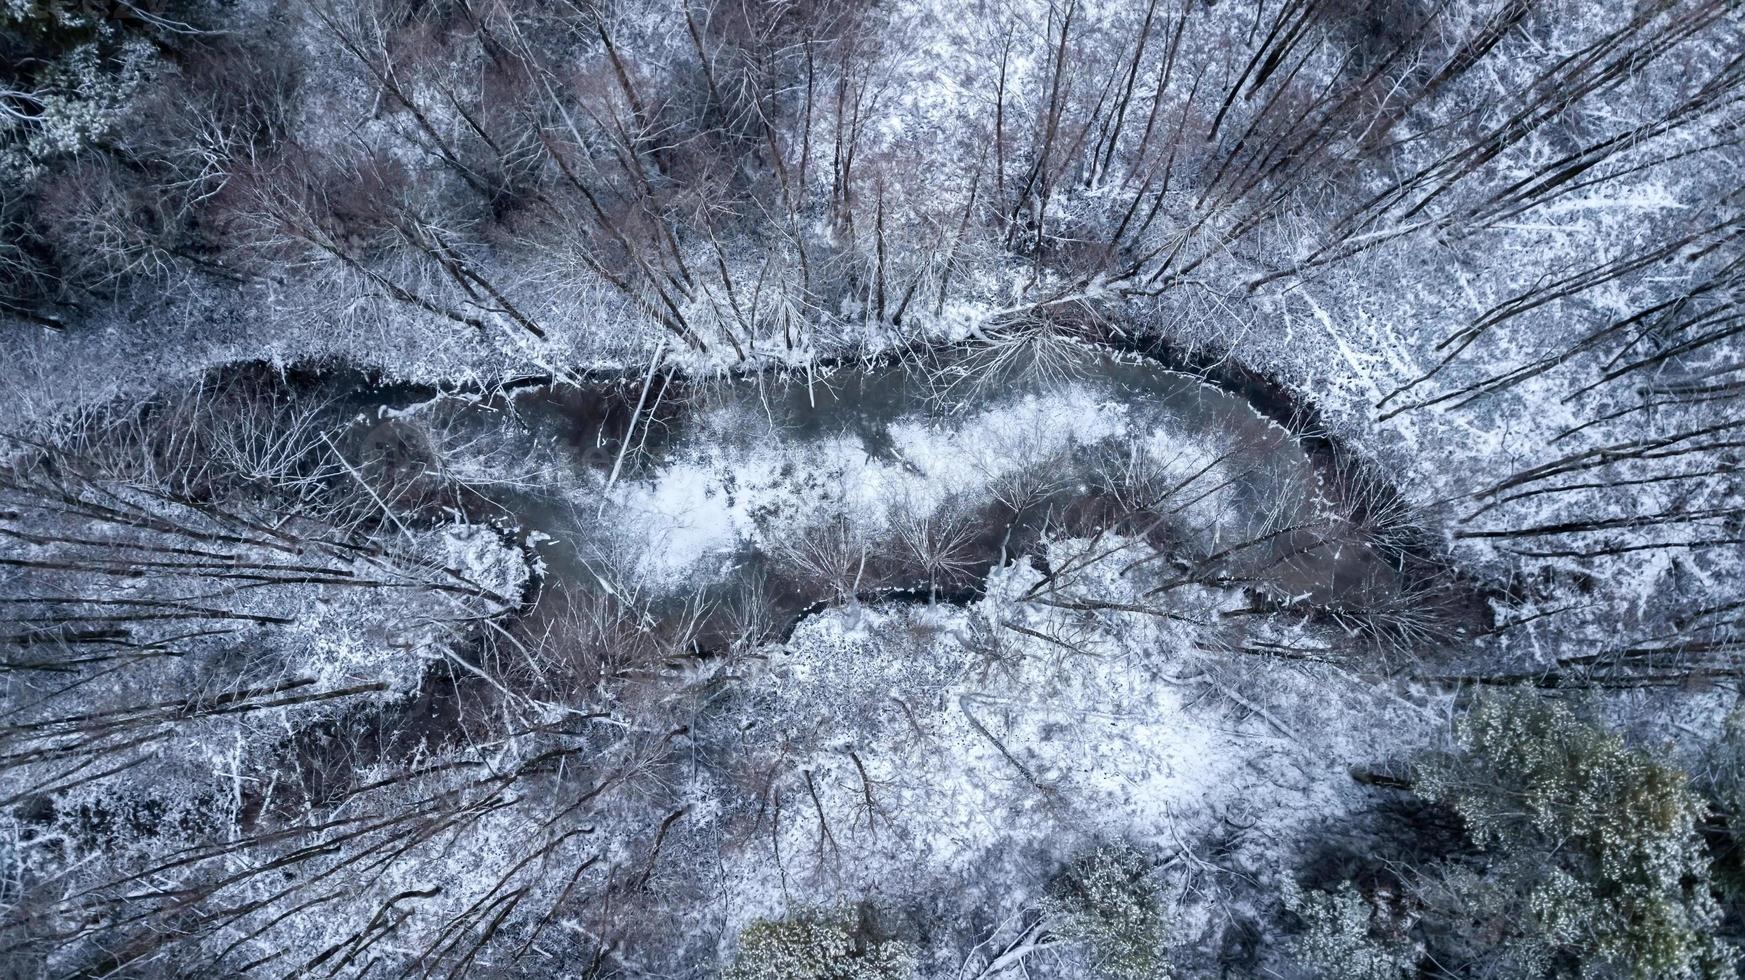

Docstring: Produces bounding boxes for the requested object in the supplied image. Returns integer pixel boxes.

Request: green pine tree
[725,905,915,980]
[1042,842,1180,980]
[1414,693,1734,979]
[1280,879,1414,980]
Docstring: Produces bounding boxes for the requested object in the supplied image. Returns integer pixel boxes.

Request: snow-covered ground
[4,0,1741,974]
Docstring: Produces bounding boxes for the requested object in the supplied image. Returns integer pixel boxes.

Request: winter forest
[1,0,1743,976]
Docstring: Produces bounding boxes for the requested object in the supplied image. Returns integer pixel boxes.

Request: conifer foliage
[1414,695,1732,979]
[726,906,917,980]
[1041,842,1181,980]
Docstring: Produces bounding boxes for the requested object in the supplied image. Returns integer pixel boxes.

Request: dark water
[338,341,1401,655]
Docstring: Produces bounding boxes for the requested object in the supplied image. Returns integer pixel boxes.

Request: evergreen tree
[1,3,163,183]
[1413,694,1733,979]
[1042,842,1180,980]
[1280,879,1414,980]
[725,905,915,980]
